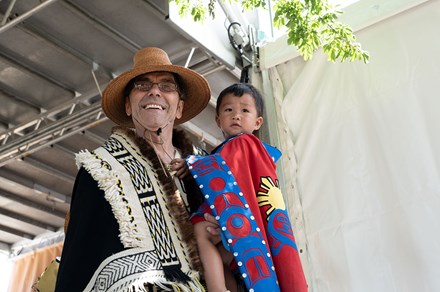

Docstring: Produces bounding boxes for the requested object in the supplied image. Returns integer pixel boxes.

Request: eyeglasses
[132,81,178,93]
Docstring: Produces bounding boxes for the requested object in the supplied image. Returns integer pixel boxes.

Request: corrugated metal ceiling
[0,0,247,256]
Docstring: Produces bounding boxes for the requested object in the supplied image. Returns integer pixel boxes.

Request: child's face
[216,93,263,139]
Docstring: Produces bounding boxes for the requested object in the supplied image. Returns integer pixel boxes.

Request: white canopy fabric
[255,0,440,291]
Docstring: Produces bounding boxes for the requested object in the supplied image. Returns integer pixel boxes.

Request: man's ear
[175,100,184,120]
[254,116,263,131]
[125,96,132,116]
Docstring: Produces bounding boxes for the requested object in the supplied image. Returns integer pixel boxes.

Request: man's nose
[148,83,162,95]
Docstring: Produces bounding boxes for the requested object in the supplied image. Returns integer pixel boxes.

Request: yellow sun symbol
[257,177,286,219]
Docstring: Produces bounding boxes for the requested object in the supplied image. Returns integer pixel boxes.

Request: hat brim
[102,65,211,127]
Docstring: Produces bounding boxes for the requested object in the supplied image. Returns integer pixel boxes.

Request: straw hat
[102,47,211,127]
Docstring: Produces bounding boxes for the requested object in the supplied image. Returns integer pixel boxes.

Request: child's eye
[242,108,250,113]
[224,108,232,112]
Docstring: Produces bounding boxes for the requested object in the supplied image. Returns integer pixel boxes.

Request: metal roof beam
[81,129,107,145]
[33,184,69,204]
[0,190,66,218]
[19,156,75,182]
[0,88,105,167]
[0,169,69,206]
[50,143,76,157]
[0,224,34,239]
[62,0,141,52]
[0,207,58,231]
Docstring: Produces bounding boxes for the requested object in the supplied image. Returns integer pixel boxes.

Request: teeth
[144,104,163,110]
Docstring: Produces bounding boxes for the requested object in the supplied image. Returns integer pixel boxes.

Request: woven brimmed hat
[102,47,211,127]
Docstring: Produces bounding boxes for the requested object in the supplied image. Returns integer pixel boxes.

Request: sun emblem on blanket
[257,177,285,219]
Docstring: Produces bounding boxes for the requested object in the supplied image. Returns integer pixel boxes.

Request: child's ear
[254,116,263,131]
[215,115,221,127]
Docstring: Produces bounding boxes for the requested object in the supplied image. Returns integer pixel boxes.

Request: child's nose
[232,112,241,120]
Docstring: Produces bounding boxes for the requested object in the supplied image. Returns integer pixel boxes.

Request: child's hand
[169,158,189,179]
[204,213,220,237]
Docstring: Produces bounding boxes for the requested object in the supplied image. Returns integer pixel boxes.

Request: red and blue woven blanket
[187,134,307,292]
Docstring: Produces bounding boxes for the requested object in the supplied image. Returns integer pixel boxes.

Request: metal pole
[0,0,61,34]
[1,0,18,26]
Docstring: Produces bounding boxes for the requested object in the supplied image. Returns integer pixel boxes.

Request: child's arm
[195,220,235,292]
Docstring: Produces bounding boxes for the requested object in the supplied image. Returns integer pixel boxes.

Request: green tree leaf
[170,0,369,63]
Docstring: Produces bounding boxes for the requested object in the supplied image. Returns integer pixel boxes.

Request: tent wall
[256,0,440,291]
[8,242,63,292]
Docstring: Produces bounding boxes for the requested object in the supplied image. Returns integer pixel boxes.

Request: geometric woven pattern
[140,196,179,264]
[103,135,180,266]
[103,136,154,194]
[89,249,161,291]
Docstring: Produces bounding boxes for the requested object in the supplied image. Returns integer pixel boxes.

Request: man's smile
[141,103,165,110]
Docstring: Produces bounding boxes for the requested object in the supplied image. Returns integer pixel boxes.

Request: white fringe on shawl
[76,150,148,247]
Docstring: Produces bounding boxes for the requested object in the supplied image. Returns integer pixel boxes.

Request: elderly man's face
[125,72,183,135]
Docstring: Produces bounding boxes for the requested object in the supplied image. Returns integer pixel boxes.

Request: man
[55,47,211,291]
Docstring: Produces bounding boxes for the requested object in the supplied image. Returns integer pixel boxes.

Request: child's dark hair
[216,83,264,116]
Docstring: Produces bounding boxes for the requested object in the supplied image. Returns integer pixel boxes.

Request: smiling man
[55,47,211,292]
